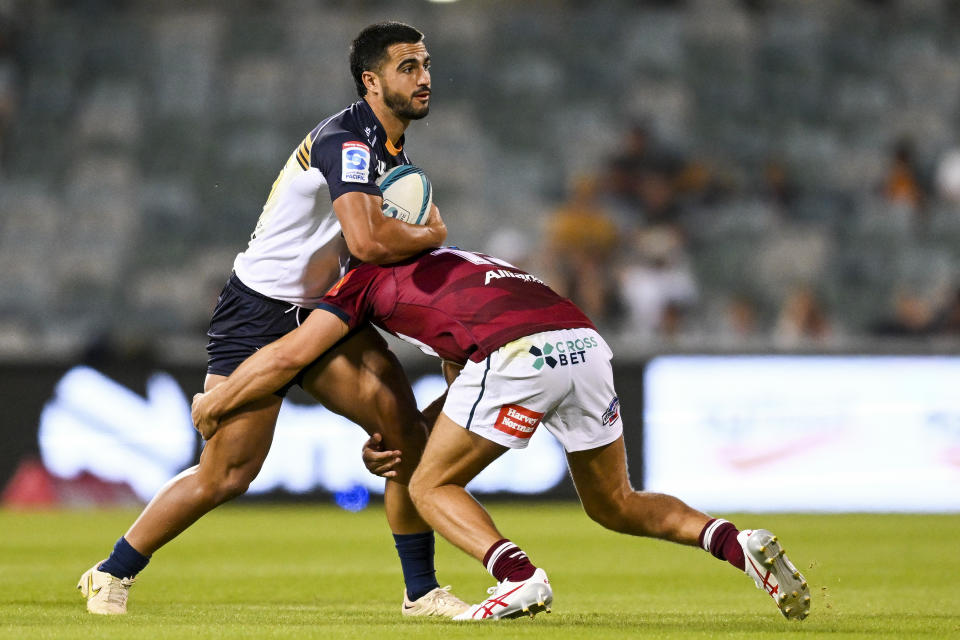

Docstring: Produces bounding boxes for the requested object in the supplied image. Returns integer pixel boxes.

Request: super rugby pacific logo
[341,142,370,183]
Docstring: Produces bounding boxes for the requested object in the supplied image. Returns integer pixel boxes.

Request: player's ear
[362,70,380,96]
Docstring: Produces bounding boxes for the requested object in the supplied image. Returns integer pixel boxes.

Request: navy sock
[394,531,439,601]
[98,537,151,579]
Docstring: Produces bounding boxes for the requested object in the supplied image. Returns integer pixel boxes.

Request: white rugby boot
[453,568,552,621]
[401,585,470,617]
[738,529,810,620]
[77,562,135,615]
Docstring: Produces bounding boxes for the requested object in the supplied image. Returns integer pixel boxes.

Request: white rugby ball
[376,164,432,225]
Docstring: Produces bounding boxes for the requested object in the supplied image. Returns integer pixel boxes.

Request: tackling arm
[334,191,446,264]
[191,309,350,439]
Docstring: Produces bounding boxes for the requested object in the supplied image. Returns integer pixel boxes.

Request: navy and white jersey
[233,99,411,306]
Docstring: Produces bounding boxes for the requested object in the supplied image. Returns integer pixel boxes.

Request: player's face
[379,42,431,120]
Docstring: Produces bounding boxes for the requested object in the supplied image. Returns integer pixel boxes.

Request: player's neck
[364,97,408,147]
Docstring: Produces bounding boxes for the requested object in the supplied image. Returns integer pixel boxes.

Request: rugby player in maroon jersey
[192,247,811,622]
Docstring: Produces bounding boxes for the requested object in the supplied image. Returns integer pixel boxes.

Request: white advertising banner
[38,367,568,501]
[643,356,960,512]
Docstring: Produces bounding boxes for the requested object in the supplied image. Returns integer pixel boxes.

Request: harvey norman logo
[494,404,544,439]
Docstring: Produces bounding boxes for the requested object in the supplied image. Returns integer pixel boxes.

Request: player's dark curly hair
[350,22,424,98]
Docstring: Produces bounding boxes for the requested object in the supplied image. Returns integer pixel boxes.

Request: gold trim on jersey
[295,133,312,170]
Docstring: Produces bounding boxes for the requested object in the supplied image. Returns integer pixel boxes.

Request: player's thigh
[411,412,507,491]
[196,373,282,482]
[301,326,425,445]
[565,436,633,515]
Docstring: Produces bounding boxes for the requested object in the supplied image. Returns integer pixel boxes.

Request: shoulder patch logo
[325,269,356,297]
[342,142,370,183]
[602,396,620,426]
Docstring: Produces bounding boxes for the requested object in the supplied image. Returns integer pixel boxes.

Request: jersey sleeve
[311,130,382,202]
[316,266,378,329]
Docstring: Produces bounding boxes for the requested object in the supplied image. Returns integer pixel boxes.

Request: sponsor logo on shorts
[528,335,600,369]
[341,142,370,183]
[602,395,620,426]
[494,404,544,439]
[528,344,557,370]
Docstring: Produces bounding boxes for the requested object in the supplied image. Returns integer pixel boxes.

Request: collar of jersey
[357,99,405,156]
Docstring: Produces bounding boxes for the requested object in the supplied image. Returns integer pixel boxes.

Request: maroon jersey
[317,247,595,363]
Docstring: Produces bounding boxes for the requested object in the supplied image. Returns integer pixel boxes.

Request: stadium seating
[1,0,958,358]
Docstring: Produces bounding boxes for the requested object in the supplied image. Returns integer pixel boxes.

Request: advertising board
[643,356,960,512]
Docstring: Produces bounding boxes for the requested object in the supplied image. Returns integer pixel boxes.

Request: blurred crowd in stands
[1,0,959,361]
[526,123,960,347]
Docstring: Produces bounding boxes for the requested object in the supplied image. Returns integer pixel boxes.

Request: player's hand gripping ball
[376,164,432,225]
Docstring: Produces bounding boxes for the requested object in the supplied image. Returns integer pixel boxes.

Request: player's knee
[407,473,426,505]
[584,501,626,532]
[217,471,254,502]
[378,418,429,478]
[371,400,429,441]
[582,491,634,533]
[388,458,419,486]
[407,469,435,507]
[197,465,257,505]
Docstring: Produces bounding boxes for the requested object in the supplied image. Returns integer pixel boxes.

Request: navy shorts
[206,273,312,396]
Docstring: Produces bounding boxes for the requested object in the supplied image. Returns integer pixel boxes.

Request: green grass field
[2,504,958,639]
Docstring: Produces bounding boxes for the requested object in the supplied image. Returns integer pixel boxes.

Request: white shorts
[442,328,623,452]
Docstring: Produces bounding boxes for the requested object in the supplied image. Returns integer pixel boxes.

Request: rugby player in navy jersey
[191,247,811,622]
[78,22,469,618]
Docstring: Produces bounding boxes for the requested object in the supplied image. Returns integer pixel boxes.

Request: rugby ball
[376,164,432,225]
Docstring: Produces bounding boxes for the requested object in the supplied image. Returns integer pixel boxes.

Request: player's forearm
[203,310,349,421]
[355,217,446,264]
[335,192,446,263]
[204,342,303,419]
